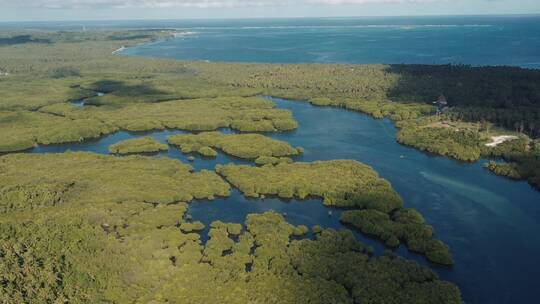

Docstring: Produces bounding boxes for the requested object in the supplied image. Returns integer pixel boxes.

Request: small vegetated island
[168,131,302,160]
[109,136,168,154]
[1,28,540,303]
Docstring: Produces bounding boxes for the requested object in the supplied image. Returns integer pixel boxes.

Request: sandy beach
[485,135,519,147]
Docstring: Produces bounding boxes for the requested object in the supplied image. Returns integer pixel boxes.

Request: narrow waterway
[30,97,540,304]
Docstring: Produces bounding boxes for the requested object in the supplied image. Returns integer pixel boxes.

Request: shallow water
[30,97,540,303]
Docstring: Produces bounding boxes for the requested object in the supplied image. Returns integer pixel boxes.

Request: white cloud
[0,0,445,9]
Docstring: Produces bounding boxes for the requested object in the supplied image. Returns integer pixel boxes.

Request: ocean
[118,15,540,68]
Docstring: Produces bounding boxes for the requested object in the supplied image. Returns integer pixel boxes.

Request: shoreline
[112,46,126,54]
[485,135,520,147]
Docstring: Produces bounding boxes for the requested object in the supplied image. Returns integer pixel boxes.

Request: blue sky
[0,0,539,22]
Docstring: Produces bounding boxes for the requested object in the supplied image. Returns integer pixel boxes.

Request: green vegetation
[0,167,461,304]
[484,161,522,180]
[1,29,539,187]
[395,117,540,188]
[488,147,538,188]
[195,62,540,127]
[180,221,206,232]
[191,61,540,187]
[0,29,505,301]
[3,28,540,301]
[194,62,540,138]
[197,146,218,158]
[482,142,540,188]
[216,160,451,264]
[310,97,434,120]
[49,66,81,79]
[210,221,243,235]
[217,160,403,212]
[0,77,93,111]
[0,110,118,152]
[109,136,168,154]
[340,209,453,265]
[38,96,296,133]
[248,212,461,304]
[0,34,50,46]
[292,225,309,236]
[168,131,300,160]
[0,152,230,211]
[255,155,293,166]
[446,106,540,139]
[0,96,297,153]
[312,225,323,234]
[0,30,295,153]
[481,137,529,158]
[396,119,483,162]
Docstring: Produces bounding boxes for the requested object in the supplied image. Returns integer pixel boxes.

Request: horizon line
[1,13,540,24]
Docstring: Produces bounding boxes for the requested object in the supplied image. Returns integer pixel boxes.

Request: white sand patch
[112,46,126,54]
[485,135,519,147]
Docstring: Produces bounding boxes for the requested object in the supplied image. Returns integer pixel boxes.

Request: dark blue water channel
[31,97,540,304]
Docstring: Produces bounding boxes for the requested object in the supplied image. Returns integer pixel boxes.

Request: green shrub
[169,131,299,160]
[180,221,206,232]
[340,209,453,265]
[109,136,168,154]
[484,161,522,180]
[292,225,309,236]
[49,66,81,78]
[397,126,482,161]
[198,146,218,158]
[217,160,403,213]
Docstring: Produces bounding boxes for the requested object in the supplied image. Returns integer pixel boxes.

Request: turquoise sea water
[14,15,540,303]
[119,15,540,68]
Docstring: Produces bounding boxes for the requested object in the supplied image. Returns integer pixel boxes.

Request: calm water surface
[120,16,540,68]
[31,97,540,304]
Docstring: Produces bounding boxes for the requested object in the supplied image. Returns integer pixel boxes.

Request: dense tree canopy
[0,96,297,153]
[217,160,403,212]
[168,131,301,160]
[0,156,462,303]
[216,161,452,264]
[109,136,168,154]
[0,152,230,209]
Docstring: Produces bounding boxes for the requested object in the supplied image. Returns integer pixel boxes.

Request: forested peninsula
[1,28,539,303]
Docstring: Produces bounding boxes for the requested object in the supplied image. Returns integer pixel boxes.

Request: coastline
[112,46,125,54]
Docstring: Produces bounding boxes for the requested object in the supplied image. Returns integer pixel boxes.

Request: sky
[0,0,539,22]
